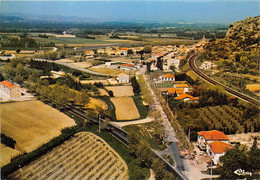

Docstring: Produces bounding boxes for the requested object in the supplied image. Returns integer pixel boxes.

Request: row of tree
[1,133,16,149]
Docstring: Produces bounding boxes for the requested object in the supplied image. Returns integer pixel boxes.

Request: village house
[159,74,175,82]
[167,88,184,96]
[208,141,232,165]
[119,64,136,71]
[200,61,217,70]
[116,73,130,83]
[174,84,189,93]
[197,130,229,150]
[0,80,22,100]
[174,93,198,101]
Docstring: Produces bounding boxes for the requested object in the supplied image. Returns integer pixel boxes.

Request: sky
[1,0,259,24]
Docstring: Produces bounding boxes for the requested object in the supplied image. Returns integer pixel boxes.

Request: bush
[1,133,16,149]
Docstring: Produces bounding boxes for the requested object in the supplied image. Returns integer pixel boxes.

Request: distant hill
[199,16,259,75]
[226,16,260,45]
[0,15,24,22]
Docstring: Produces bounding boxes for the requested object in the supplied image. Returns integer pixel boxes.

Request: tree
[108,90,114,97]
[219,147,249,179]
[127,49,134,56]
[60,50,67,58]
[131,76,141,95]
[156,57,163,70]
[143,45,152,54]
[13,74,23,84]
[16,49,21,54]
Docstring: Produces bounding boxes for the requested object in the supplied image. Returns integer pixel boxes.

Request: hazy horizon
[1,1,259,24]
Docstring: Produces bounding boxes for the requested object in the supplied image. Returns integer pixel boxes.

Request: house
[159,74,175,82]
[120,64,136,71]
[116,73,129,83]
[0,80,21,100]
[174,84,189,93]
[85,50,95,56]
[200,61,217,70]
[174,93,198,101]
[50,70,65,78]
[208,141,232,164]
[197,130,229,150]
[167,88,184,96]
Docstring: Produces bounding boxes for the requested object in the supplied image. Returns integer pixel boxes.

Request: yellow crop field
[1,100,76,154]
[246,84,260,92]
[99,88,109,96]
[1,144,21,167]
[106,86,134,97]
[111,97,140,120]
[86,97,108,110]
[88,67,123,75]
[9,132,128,180]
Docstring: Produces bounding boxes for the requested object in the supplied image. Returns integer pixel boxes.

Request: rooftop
[120,63,134,67]
[167,88,184,94]
[162,74,175,78]
[0,80,19,89]
[209,141,232,154]
[175,84,189,88]
[174,93,198,100]
[198,130,229,141]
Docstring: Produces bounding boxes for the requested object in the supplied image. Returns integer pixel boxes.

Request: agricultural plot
[99,88,109,96]
[106,86,134,97]
[111,97,140,120]
[88,67,123,75]
[178,105,259,134]
[1,144,21,167]
[80,79,109,85]
[1,100,76,153]
[9,132,128,180]
[70,62,92,68]
[86,97,108,110]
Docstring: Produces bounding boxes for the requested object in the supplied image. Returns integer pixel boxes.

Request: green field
[32,37,137,46]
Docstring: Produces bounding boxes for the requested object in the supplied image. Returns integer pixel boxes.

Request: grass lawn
[132,95,149,119]
[88,67,123,75]
[156,82,173,88]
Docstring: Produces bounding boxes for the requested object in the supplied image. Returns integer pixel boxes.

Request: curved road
[188,54,260,106]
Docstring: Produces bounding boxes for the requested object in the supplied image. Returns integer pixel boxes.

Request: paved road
[143,75,185,172]
[188,54,260,106]
[111,117,154,127]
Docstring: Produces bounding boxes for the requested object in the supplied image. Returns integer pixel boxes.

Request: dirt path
[111,117,154,127]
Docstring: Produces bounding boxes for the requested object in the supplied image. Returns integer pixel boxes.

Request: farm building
[116,73,129,83]
[159,74,175,82]
[0,80,21,100]
[207,141,232,165]
[174,93,198,101]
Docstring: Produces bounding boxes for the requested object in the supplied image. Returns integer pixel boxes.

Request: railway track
[188,54,260,107]
[65,105,188,180]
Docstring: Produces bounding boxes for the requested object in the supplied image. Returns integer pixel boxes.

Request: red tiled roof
[163,74,175,78]
[174,93,198,100]
[120,64,134,67]
[175,84,189,88]
[119,47,129,50]
[209,141,232,154]
[167,88,184,94]
[0,80,17,89]
[198,130,229,141]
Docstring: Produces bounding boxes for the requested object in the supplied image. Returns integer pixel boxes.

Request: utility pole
[98,114,101,133]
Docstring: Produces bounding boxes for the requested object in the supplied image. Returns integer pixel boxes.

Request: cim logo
[234,169,252,176]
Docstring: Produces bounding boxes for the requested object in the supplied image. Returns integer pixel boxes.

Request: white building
[159,74,175,82]
[0,80,21,100]
[174,84,189,93]
[200,61,217,70]
[208,141,232,165]
[116,73,129,83]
